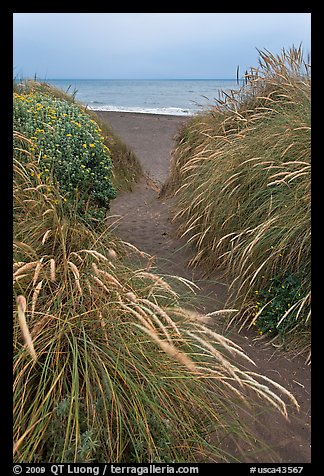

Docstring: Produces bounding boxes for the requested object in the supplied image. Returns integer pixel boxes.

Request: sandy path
[98,111,311,463]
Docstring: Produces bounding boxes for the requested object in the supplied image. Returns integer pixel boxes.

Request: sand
[98,110,311,464]
[96,111,189,184]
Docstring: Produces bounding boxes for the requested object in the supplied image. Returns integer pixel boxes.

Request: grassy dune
[163,47,311,359]
[13,84,298,462]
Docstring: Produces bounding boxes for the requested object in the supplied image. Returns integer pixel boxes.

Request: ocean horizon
[38,78,244,116]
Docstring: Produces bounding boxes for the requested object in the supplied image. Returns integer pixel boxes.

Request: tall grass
[163,46,311,359]
[13,135,298,463]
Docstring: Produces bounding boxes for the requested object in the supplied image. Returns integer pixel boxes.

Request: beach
[96,111,190,183]
[100,110,200,281]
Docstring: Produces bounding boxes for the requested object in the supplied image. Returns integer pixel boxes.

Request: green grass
[163,46,311,360]
[13,135,298,463]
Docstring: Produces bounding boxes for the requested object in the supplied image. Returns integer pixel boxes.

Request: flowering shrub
[13,92,116,223]
[251,274,309,337]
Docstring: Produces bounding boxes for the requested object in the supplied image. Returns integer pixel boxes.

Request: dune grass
[13,132,299,463]
[163,46,311,360]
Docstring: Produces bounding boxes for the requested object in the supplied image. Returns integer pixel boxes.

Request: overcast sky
[13,13,311,79]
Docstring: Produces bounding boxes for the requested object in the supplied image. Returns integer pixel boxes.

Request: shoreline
[94,109,195,120]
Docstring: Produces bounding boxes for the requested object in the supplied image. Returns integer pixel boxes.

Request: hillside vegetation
[163,47,311,360]
[14,80,142,198]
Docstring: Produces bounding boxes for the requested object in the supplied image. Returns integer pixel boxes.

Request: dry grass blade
[13,261,26,270]
[49,259,56,282]
[41,230,51,245]
[32,260,43,286]
[16,295,37,362]
[92,262,123,288]
[13,274,29,282]
[134,323,198,374]
[67,261,82,296]
[246,371,300,411]
[185,329,245,384]
[79,249,110,262]
[174,308,212,324]
[190,321,254,356]
[120,240,151,258]
[91,275,111,295]
[13,261,39,278]
[125,292,138,303]
[119,302,155,331]
[141,298,181,336]
[31,281,43,319]
[206,309,239,317]
[136,271,175,295]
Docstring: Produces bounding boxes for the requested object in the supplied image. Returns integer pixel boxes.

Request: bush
[13,91,116,224]
[250,273,310,337]
[13,80,143,193]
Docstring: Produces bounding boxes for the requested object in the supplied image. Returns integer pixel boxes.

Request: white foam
[87,104,195,116]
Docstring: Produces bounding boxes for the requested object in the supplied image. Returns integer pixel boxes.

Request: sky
[13,13,311,80]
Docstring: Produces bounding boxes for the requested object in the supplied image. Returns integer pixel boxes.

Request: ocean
[46,79,243,116]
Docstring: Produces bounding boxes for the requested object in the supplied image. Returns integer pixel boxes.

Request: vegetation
[13,133,298,462]
[163,46,311,360]
[14,90,116,223]
[13,80,142,195]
